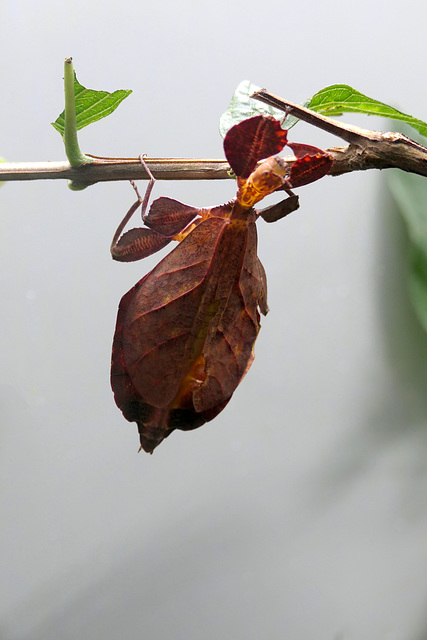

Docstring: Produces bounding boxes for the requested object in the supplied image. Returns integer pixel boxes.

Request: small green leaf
[219,80,301,138]
[387,168,427,332]
[51,73,132,136]
[308,85,427,138]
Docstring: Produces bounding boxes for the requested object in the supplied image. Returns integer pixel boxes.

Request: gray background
[2,1,427,639]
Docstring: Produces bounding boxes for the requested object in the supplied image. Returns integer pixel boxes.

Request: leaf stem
[63,58,92,167]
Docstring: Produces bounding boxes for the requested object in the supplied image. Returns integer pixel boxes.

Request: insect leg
[110,156,155,254]
[111,157,176,262]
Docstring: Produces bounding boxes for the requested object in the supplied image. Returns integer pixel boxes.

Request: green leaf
[219,80,301,138]
[387,168,427,332]
[51,73,132,136]
[308,85,427,138]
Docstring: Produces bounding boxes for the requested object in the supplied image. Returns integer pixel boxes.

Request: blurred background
[1,1,427,639]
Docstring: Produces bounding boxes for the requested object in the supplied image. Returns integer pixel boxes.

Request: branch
[2,90,427,184]
[0,158,231,183]
[252,89,427,178]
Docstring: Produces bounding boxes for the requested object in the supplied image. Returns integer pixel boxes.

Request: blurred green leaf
[0,157,6,187]
[387,169,427,332]
[308,85,427,138]
[51,73,132,136]
[219,80,302,138]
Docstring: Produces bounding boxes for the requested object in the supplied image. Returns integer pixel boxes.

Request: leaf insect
[110,115,332,453]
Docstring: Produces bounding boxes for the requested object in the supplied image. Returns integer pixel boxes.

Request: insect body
[111,115,332,453]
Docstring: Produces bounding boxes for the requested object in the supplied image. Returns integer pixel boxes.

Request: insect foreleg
[110,155,156,256]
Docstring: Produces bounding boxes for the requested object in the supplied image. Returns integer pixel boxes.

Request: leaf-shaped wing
[111,210,267,452]
[112,227,173,261]
[192,221,267,412]
[224,115,288,179]
[144,197,201,236]
[287,143,333,188]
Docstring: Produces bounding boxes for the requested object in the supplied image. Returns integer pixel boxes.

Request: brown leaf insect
[110,115,332,453]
